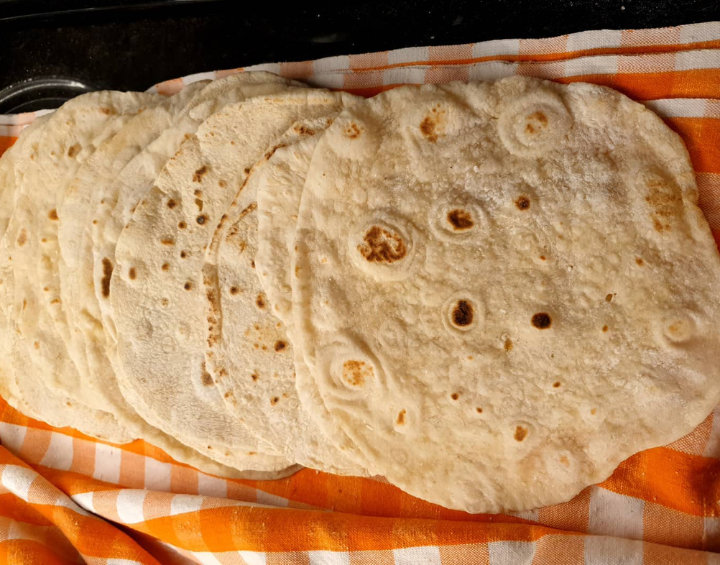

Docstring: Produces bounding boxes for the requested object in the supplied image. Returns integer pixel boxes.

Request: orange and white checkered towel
[1,20,719,565]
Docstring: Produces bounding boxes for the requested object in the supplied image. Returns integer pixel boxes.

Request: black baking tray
[0,0,718,113]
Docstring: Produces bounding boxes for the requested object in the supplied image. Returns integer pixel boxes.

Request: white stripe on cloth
[566,29,623,52]
[107,560,145,565]
[71,491,96,514]
[487,541,535,565]
[116,490,148,524]
[313,55,350,74]
[0,464,35,500]
[198,473,228,498]
[587,487,645,540]
[644,98,712,118]
[55,491,93,517]
[308,550,351,565]
[40,432,74,470]
[170,493,205,516]
[388,47,429,67]
[679,21,720,45]
[472,39,521,58]
[583,535,643,565]
[675,48,720,70]
[382,66,429,86]
[254,489,289,507]
[0,108,53,127]
[238,551,267,565]
[393,545,442,565]
[507,508,539,522]
[467,61,519,81]
[0,422,27,452]
[193,553,224,565]
[182,71,218,85]
[244,62,283,75]
[144,457,172,491]
[563,55,618,77]
[94,442,122,484]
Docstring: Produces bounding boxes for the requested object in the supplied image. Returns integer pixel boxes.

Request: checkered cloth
[1,20,719,565]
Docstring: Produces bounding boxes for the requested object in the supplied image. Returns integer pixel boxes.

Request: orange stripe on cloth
[0,446,160,564]
[601,446,720,517]
[0,493,52,526]
[138,506,582,553]
[0,135,16,157]
[0,539,80,565]
[557,69,720,100]
[664,117,720,174]
[241,469,534,523]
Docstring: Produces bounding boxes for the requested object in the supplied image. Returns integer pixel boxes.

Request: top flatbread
[289,77,720,512]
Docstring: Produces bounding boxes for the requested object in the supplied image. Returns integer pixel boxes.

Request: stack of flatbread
[1,72,718,512]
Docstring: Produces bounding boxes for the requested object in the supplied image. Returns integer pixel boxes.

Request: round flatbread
[110,89,349,471]
[289,77,720,512]
[204,114,367,474]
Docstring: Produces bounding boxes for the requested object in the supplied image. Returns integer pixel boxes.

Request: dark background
[0,0,718,112]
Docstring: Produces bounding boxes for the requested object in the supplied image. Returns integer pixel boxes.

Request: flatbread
[203,115,367,474]
[110,89,348,471]
[92,72,298,344]
[289,77,720,512]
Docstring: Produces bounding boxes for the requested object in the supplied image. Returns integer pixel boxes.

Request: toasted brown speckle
[515,196,530,210]
[447,209,474,230]
[452,300,473,327]
[48,209,58,220]
[167,199,177,209]
[504,338,513,352]
[602,325,609,332]
[396,409,406,425]
[274,340,286,352]
[636,257,644,266]
[270,396,280,406]
[161,237,175,246]
[161,263,170,271]
[476,407,483,414]
[514,426,528,441]
[450,392,460,400]
[342,360,373,387]
[193,165,208,182]
[251,373,259,381]
[67,143,81,158]
[180,250,188,258]
[230,286,239,295]
[128,267,137,280]
[553,381,561,388]
[256,294,265,308]
[531,312,551,329]
[358,225,407,263]
[605,293,614,302]
[196,215,207,225]
[101,258,113,297]
[16,230,27,246]
[178,221,187,229]
[345,123,361,138]
[184,281,193,290]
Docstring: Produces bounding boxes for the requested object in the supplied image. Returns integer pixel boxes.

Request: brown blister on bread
[342,360,373,387]
[101,258,113,297]
[419,105,445,142]
[358,226,407,263]
[452,300,473,327]
[447,209,474,230]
